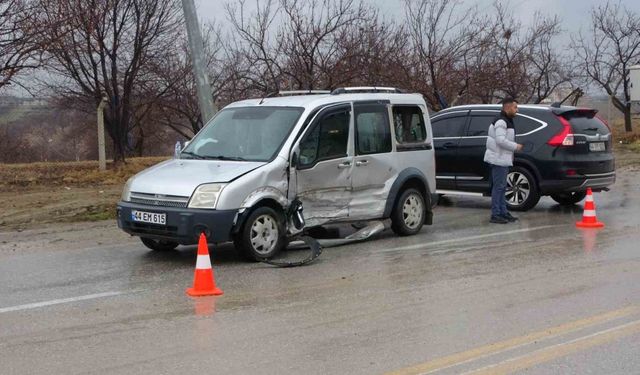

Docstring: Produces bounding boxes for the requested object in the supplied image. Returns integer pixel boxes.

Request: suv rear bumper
[539,172,616,193]
[117,201,237,245]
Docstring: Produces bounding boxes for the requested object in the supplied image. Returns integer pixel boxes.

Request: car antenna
[259,91,279,105]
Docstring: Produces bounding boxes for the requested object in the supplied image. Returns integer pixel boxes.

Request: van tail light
[548,115,574,146]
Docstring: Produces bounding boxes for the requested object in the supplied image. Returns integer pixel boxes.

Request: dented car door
[292,104,354,227]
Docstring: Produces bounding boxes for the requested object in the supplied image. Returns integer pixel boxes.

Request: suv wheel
[391,188,426,236]
[506,166,540,211]
[550,191,587,205]
[140,237,178,251]
[235,207,286,261]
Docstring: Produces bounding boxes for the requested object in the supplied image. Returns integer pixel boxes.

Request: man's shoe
[490,216,509,224]
[502,212,519,222]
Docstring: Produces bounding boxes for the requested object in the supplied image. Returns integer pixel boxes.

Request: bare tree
[36,0,183,163]
[0,0,42,91]
[572,0,640,132]
[225,0,380,95]
[143,24,229,140]
[484,3,567,103]
[524,17,573,104]
[403,0,483,110]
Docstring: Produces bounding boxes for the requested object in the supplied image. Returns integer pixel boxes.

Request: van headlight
[121,177,134,202]
[188,183,226,209]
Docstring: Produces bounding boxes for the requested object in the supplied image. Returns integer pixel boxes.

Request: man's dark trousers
[491,165,509,218]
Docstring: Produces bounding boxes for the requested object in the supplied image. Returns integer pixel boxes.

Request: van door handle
[337,161,351,169]
[356,159,369,166]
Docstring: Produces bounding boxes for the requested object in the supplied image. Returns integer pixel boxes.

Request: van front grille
[130,192,189,208]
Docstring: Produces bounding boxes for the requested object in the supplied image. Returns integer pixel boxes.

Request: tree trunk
[624,103,633,132]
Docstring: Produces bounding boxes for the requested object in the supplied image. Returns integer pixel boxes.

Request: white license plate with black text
[131,210,166,225]
[589,142,605,152]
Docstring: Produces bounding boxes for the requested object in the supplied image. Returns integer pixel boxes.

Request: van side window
[355,104,392,154]
[392,106,427,144]
[467,115,492,137]
[431,115,466,138]
[298,110,350,167]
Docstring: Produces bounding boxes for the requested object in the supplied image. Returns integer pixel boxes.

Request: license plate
[131,210,166,225]
[589,142,605,152]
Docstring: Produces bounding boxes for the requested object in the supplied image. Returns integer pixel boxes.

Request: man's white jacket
[484,117,518,167]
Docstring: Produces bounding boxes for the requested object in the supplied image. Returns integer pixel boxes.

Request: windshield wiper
[207,155,248,161]
[180,151,205,159]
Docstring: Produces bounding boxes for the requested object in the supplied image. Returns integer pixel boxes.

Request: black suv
[430,104,616,211]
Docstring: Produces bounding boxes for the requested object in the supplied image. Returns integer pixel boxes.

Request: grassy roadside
[0,157,167,229]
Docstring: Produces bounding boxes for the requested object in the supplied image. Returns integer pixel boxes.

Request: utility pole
[97,97,108,171]
[181,0,216,124]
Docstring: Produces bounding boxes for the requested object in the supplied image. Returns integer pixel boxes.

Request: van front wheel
[391,188,426,236]
[236,207,286,261]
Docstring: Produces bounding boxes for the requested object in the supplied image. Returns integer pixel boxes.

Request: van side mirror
[174,141,182,159]
[291,152,299,168]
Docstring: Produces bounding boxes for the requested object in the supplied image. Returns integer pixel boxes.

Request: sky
[195,0,640,44]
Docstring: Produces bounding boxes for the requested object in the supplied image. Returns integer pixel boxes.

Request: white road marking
[0,291,128,314]
[382,225,562,253]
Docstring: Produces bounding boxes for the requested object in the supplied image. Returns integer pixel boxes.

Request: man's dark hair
[501,97,518,105]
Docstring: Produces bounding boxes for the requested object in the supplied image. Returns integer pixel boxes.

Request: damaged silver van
[117,87,437,260]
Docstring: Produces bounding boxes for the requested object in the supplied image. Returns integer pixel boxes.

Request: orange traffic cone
[186,233,223,297]
[576,188,605,228]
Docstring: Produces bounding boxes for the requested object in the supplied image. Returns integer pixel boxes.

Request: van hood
[130,159,266,197]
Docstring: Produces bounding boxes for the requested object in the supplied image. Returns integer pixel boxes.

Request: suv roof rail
[278,90,331,96]
[330,86,405,95]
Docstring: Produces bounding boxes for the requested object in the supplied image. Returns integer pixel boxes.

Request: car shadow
[140,242,244,266]
[546,204,583,214]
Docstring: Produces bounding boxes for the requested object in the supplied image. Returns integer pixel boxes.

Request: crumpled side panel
[297,188,350,228]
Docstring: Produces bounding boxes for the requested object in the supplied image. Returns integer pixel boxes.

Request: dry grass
[0,157,168,189]
[610,118,640,168]
[0,157,168,229]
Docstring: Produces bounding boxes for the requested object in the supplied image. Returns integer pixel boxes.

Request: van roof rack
[330,86,405,95]
[278,90,331,96]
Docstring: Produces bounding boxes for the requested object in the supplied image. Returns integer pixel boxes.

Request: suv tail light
[548,115,574,146]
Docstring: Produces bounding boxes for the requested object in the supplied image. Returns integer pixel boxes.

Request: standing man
[484,97,523,224]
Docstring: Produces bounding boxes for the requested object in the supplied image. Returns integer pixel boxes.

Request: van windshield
[182,106,304,162]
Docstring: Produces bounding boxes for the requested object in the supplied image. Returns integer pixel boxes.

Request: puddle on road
[579,228,602,253]
[191,296,217,317]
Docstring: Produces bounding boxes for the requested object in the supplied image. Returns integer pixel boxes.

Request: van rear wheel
[236,207,286,261]
[391,188,426,236]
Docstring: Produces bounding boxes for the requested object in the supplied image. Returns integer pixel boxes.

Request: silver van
[117,87,437,260]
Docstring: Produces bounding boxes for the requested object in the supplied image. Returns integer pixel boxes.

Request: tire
[550,191,587,205]
[140,237,178,251]
[391,188,426,236]
[235,207,286,261]
[505,166,540,211]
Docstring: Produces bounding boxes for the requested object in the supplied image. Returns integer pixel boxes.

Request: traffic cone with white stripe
[576,188,604,229]
[186,233,223,297]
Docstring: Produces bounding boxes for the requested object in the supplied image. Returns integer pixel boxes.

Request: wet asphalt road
[1,170,640,374]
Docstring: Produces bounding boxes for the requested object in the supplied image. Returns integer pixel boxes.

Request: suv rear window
[563,112,610,135]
